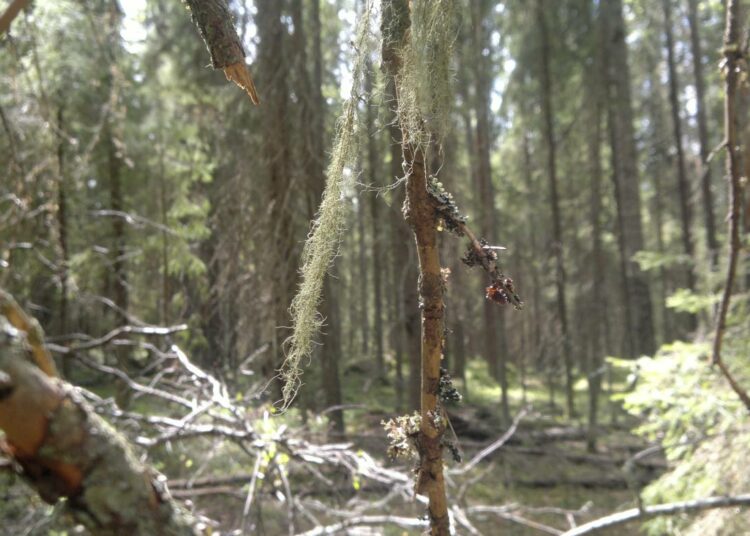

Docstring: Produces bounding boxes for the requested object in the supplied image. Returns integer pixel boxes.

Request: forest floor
[340,359,663,535]
[0,360,662,535]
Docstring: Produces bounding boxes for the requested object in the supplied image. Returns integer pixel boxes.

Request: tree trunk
[357,186,370,358]
[585,0,604,452]
[106,126,128,320]
[688,0,719,270]
[385,64,421,412]
[366,63,385,380]
[257,0,295,399]
[470,0,510,424]
[291,0,344,434]
[602,0,656,358]
[56,103,71,379]
[537,0,575,417]
[663,0,697,314]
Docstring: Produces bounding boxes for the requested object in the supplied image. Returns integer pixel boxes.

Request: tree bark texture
[601,0,656,357]
[470,0,510,424]
[0,290,198,535]
[663,0,697,305]
[688,0,719,269]
[584,0,605,451]
[184,0,259,104]
[291,0,345,435]
[257,0,296,399]
[537,0,575,417]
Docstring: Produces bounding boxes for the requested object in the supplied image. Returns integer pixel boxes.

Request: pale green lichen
[280,1,374,408]
[396,0,459,150]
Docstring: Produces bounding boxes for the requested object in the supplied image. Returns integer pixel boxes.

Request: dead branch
[561,494,750,536]
[296,514,428,535]
[711,0,750,411]
[0,300,199,535]
[183,0,260,104]
[0,0,30,36]
[450,406,528,475]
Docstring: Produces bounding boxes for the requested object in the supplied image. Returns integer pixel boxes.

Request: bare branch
[561,494,750,536]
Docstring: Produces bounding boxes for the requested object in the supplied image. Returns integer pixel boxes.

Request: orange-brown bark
[381,2,450,533]
[0,290,198,535]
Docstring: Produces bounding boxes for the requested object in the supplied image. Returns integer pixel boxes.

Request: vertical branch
[381,2,450,533]
[712,0,750,411]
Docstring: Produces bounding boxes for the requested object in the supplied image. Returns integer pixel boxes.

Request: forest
[1,0,750,534]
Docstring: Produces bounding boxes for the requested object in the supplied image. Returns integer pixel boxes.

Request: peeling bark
[184,0,259,104]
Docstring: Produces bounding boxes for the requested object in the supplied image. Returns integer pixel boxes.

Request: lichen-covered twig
[429,179,522,309]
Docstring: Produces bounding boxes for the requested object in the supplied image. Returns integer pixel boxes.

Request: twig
[48,324,188,354]
[0,0,30,35]
[561,494,750,535]
[711,0,750,411]
[467,505,563,535]
[450,406,528,475]
[296,514,428,535]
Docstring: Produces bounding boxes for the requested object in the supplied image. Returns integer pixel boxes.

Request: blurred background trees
[2,0,749,534]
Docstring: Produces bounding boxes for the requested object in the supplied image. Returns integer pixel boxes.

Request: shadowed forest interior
[2,0,750,534]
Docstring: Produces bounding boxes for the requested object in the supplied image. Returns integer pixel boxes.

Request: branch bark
[184,0,259,104]
[0,290,199,535]
[0,0,30,36]
[381,2,450,533]
[711,0,750,411]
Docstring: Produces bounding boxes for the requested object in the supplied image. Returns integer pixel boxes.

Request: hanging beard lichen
[396,0,458,149]
[280,1,373,409]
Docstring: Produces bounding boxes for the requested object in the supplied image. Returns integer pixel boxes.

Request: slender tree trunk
[366,64,385,379]
[688,0,719,270]
[644,59,674,343]
[602,0,655,358]
[56,104,71,378]
[357,190,370,357]
[158,146,170,326]
[385,66,421,412]
[471,0,510,424]
[585,2,604,451]
[537,1,575,417]
[257,0,295,398]
[106,127,127,319]
[663,0,697,312]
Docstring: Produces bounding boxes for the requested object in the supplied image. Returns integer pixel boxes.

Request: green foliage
[666,288,720,315]
[634,250,692,271]
[616,340,750,535]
